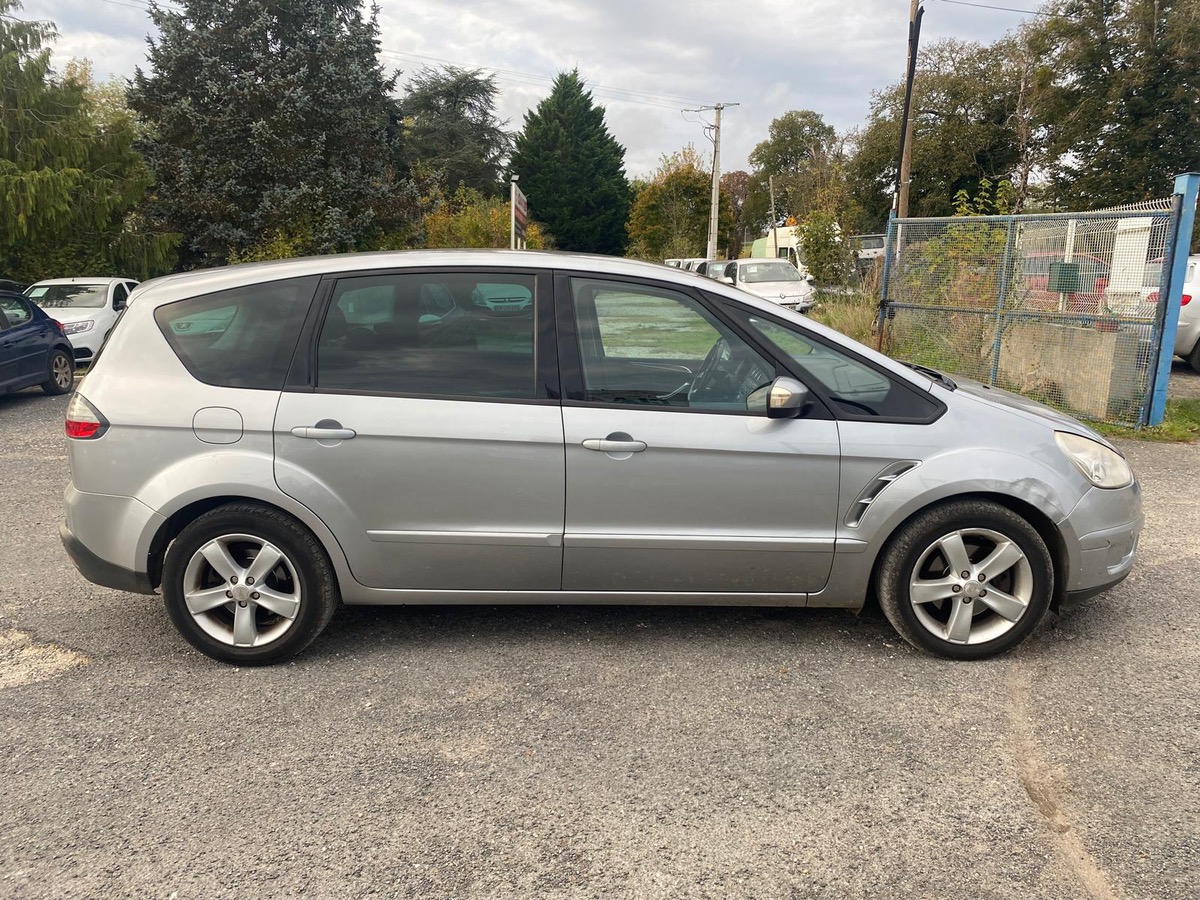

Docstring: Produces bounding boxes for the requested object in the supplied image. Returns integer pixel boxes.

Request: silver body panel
[62,250,1142,612]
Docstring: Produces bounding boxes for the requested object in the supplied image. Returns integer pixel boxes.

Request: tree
[720,170,751,257]
[399,66,512,197]
[0,2,176,280]
[509,70,631,255]
[129,0,410,266]
[745,110,838,229]
[626,147,725,260]
[1035,0,1200,207]
[422,187,549,249]
[847,39,1025,231]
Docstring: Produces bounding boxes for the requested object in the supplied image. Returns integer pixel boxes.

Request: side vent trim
[844,460,920,528]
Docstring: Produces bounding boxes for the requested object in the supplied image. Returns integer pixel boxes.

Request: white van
[25,277,139,366]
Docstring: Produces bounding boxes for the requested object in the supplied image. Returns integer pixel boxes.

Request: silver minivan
[60,251,1142,664]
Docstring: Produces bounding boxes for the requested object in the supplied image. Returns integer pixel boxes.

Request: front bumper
[1060,480,1143,599]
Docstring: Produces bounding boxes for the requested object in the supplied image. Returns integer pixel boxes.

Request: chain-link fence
[878,198,1178,427]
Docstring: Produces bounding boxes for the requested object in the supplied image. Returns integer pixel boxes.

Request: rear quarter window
[154,277,318,389]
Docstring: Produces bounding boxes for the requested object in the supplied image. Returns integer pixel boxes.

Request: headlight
[1055,432,1133,489]
[62,320,94,335]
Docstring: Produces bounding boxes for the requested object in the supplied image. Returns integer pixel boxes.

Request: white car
[1170,255,1200,371]
[718,259,816,312]
[25,278,139,366]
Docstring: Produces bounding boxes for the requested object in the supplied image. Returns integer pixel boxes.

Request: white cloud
[22,0,1028,175]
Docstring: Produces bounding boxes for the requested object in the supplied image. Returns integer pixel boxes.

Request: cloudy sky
[23,0,1037,176]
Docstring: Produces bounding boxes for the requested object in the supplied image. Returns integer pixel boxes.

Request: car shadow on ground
[303,601,902,662]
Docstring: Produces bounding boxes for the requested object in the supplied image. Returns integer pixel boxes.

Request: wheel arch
[864,491,1068,612]
[145,493,349,591]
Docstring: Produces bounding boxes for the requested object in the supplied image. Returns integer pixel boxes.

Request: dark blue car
[0,290,75,396]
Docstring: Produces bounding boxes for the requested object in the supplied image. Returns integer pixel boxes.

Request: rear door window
[315,272,537,399]
[0,297,32,328]
[155,277,318,389]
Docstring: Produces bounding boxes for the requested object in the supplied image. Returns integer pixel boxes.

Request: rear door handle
[291,425,357,440]
[582,438,647,453]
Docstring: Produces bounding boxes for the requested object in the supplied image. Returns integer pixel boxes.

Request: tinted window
[0,297,32,327]
[316,272,536,399]
[155,277,317,389]
[733,310,941,421]
[571,278,774,412]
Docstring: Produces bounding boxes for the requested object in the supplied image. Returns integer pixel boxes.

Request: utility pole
[686,101,739,259]
[896,0,924,218]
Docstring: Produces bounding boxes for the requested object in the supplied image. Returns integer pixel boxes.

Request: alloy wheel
[181,534,301,648]
[908,527,1033,645]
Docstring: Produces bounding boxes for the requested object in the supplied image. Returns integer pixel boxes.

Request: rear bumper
[60,522,155,594]
[61,484,163,594]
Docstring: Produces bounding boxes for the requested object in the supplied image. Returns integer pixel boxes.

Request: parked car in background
[695,260,729,279]
[719,258,816,312]
[664,259,684,268]
[60,251,1140,666]
[1014,252,1110,313]
[680,258,707,272]
[0,290,75,395]
[1169,256,1200,371]
[25,277,139,366]
[0,277,27,294]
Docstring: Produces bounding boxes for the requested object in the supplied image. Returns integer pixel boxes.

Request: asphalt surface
[0,382,1196,899]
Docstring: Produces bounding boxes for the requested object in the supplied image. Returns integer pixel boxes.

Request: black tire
[162,503,339,665]
[876,499,1053,660]
[1187,339,1200,375]
[41,349,74,395]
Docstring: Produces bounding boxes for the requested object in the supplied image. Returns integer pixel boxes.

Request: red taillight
[1148,291,1159,302]
[65,394,108,440]
[1183,294,1192,306]
[65,420,102,439]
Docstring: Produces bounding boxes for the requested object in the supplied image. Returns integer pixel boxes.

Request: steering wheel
[689,338,733,403]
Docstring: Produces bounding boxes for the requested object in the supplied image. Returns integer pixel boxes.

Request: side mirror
[805,274,815,284]
[747,376,811,418]
[113,298,127,311]
[722,274,735,285]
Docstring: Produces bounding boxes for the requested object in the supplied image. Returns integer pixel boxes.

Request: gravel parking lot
[0,383,1196,899]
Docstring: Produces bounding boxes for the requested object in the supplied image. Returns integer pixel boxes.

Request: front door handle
[583,438,647,453]
[291,424,357,440]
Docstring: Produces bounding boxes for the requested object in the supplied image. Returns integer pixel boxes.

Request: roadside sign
[511,179,528,250]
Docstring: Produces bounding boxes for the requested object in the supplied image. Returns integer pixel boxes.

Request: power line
[934,0,1081,19]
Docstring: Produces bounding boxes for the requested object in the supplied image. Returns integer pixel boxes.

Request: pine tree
[400,66,512,197]
[128,0,409,265]
[0,1,175,280]
[510,71,630,255]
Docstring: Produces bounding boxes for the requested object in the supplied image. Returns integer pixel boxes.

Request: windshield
[739,262,802,284]
[28,284,108,309]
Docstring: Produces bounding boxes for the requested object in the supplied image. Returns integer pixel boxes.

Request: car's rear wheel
[877,500,1053,660]
[162,503,339,665]
[1187,339,1200,375]
[42,350,74,395]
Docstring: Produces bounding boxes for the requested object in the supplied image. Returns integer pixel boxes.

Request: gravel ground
[1167,359,1200,399]
[0,383,1196,899]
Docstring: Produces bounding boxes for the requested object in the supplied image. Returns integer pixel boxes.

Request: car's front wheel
[877,499,1054,660]
[42,349,74,395]
[162,503,339,665]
